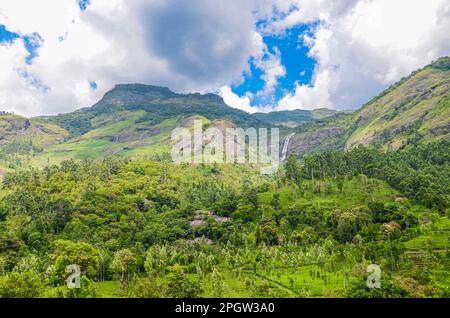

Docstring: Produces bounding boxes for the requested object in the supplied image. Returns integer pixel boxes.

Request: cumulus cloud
[0,0,449,116]
[0,0,264,116]
[138,0,260,87]
[0,39,44,115]
[278,70,332,110]
[271,0,450,110]
[218,86,254,113]
[218,85,274,113]
[254,46,286,99]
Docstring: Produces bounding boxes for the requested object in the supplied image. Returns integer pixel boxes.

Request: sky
[0,0,449,116]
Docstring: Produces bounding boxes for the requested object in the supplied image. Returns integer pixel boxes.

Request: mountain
[1,57,448,167]
[253,108,339,127]
[0,61,449,299]
[42,84,266,137]
[0,84,341,167]
[286,57,450,157]
[24,84,280,165]
[345,56,450,150]
[0,112,68,172]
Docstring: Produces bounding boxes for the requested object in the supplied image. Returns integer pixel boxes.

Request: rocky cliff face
[0,114,68,152]
[285,57,450,157]
[345,57,450,150]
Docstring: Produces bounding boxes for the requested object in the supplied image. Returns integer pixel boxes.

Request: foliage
[0,141,448,298]
[0,271,44,298]
[123,276,164,298]
[295,141,450,211]
[166,265,204,298]
[110,249,137,286]
[48,240,100,285]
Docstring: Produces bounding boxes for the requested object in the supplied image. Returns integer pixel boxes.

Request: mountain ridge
[40,84,267,137]
[0,57,449,168]
[346,56,450,150]
[285,56,450,158]
[253,108,340,128]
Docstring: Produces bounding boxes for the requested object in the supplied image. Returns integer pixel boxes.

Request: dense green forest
[0,141,448,298]
[0,58,448,298]
[0,0,449,301]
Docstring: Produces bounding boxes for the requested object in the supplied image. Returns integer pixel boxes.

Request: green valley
[0,58,449,299]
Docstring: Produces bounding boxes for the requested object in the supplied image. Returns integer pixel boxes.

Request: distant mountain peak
[112,83,174,94]
[101,84,225,106]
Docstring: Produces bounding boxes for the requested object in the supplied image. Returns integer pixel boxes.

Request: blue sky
[0,1,89,63]
[0,0,91,63]
[0,25,42,65]
[0,10,319,112]
[0,0,448,116]
[232,24,317,107]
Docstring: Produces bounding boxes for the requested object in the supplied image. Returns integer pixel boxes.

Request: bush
[123,276,164,298]
[43,276,96,298]
[0,271,44,298]
[166,265,203,298]
[346,276,409,298]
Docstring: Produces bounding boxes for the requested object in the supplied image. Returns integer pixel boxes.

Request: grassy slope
[0,113,69,172]
[286,57,449,158]
[94,267,345,298]
[405,217,450,250]
[346,58,450,150]
[32,112,286,167]
[31,114,181,166]
[0,114,68,149]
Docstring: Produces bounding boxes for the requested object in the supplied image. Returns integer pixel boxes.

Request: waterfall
[281,133,295,161]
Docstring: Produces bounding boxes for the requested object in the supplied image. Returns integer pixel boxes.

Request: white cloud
[0,39,44,115]
[264,0,359,34]
[218,86,274,113]
[271,0,450,110]
[278,70,331,110]
[254,46,286,98]
[0,0,448,116]
[0,0,265,116]
[219,86,254,113]
[0,0,80,38]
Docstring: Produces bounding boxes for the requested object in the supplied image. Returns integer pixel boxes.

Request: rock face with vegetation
[284,57,450,158]
[253,108,339,128]
[346,57,450,150]
[0,58,448,298]
[0,112,68,172]
[0,113,68,149]
[43,84,267,137]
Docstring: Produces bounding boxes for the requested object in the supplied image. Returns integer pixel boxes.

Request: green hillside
[346,57,450,150]
[285,57,450,158]
[253,108,338,128]
[0,112,68,172]
[0,140,448,298]
[0,58,448,299]
[41,84,268,137]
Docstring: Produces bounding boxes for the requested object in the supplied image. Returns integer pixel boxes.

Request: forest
[0,0,449,302]
[0,141,448,298]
